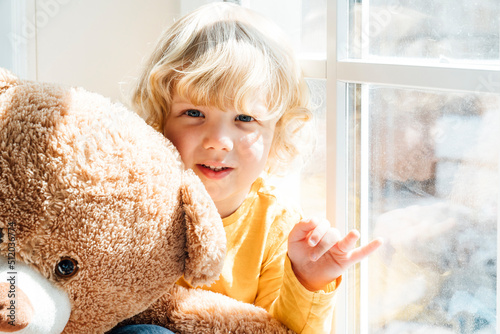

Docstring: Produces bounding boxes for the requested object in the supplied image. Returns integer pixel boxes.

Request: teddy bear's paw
[132,285,296,334]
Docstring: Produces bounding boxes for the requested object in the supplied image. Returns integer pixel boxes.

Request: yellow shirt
[178,177,339,333]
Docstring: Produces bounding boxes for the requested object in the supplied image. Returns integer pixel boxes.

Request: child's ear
[180,169,226,287]
[0,68,19,95]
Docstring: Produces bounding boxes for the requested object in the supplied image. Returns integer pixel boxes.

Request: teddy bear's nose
[0,282,34,332]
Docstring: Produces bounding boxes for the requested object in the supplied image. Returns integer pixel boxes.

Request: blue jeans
[109,324,175,334]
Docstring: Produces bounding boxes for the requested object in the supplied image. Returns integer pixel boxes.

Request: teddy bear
[0,68,294,334]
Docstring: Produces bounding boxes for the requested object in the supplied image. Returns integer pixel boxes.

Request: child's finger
[310,228,341,261]
[348,237,384,263]
[288,218,320,243]
[335,229,360,253]
[307,218,331,247]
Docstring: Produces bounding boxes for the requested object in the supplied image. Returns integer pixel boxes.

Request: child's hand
[288,218,383,291]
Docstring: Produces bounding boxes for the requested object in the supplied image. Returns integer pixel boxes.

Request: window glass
[349,0,500,64]
[349,85,499,333]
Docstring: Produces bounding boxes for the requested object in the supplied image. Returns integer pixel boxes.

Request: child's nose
[203,125,234,151]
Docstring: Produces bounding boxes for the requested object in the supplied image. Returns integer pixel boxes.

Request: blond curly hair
[132,2,312,175]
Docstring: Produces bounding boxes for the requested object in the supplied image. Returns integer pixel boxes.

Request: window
[333,0,500,333]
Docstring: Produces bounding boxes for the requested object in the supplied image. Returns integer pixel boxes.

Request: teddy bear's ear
[180,169,226,287]
[0,68,19,95]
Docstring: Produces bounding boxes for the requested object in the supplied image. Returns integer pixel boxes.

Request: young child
[113,3,382,334]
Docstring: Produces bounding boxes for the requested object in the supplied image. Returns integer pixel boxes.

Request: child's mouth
[201,164,230,172]
[197,164,233,179]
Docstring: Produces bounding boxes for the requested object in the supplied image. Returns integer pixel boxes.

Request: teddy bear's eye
[55,257,79,278]
[0,229,3,244]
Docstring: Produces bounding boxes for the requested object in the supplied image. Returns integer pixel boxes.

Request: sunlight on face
[164,93,277,218]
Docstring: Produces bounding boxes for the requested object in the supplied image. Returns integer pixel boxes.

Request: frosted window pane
[350,0,500,63]
[350,86,499,333]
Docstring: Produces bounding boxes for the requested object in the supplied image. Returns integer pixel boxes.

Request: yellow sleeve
[271,256,340,334]
[252,206,340,334]
[253,210,296,311]
[216,178,340,333]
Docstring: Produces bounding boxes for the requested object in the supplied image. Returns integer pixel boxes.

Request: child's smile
[198,163,233,179]
[164,93,277,218]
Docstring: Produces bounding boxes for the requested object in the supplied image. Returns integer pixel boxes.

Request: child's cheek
[239,133,266,161]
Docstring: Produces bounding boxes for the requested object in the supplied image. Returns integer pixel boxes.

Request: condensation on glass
[346,1,500,332]
[348,84,499,333]
[349,0,500,63]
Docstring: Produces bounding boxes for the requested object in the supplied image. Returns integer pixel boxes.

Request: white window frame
[322,1,500,333]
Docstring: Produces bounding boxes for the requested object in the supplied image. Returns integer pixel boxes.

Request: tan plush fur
[122,285,294,334]
[0,69,294,334]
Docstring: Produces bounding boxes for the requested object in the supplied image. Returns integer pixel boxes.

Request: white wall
[0,1,14,71]
[4,0,181,105]
[2,0,311,103]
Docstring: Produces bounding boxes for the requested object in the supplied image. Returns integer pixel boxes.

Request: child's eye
[235,114,255,122]
[185,109,204,118]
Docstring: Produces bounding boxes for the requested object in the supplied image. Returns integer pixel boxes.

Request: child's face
[164,93,278,218]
